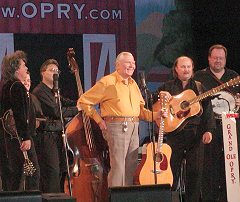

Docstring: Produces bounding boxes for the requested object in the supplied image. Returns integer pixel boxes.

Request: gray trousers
[103,121,139,187]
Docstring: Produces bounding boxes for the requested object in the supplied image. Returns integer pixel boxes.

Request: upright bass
[65,48,109,202]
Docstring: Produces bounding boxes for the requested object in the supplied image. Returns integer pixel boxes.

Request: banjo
[211,91,239,119]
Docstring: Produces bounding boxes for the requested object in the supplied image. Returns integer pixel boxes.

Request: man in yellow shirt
[78,52,163,187]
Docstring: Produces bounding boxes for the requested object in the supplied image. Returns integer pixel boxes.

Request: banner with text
[222,112,240,202]
[0,0,136,95]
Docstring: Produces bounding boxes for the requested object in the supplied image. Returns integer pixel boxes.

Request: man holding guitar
[154,56,216,202]
[194,44,240,202]
[78,52,166,187]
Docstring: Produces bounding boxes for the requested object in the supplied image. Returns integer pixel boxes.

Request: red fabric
[0,0,136,55]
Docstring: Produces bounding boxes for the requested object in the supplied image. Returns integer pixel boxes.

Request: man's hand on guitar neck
[159,91,172,102]
[154,109,168,121]
[202,132,212,144]
[156,90,169,120]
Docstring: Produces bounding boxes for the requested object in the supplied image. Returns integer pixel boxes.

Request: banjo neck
[189,76,240,105]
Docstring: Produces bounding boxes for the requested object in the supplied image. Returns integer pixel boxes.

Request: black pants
[0,135,40,191]
[166,127,202,202]
[201,123,227,202]
[34,131,66,193]
[201,120,240,202]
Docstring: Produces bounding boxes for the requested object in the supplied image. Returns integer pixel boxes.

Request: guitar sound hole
[180,101,190,110]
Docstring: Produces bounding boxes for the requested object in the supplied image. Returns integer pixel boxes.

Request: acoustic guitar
[153,76,240,133]
[134,94,173,186]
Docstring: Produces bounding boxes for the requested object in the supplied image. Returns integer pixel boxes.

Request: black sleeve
[201,98,216,134]
[34,87,78,119]
[199,84,216,135]
[61,97,78,118]
[33,85,78,132]
[31,94,44,118]
[11,82,30,140]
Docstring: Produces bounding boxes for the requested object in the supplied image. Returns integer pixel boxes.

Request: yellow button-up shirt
[78,71,158,124]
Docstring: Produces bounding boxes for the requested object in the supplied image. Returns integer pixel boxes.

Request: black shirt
[32,82,78,132]
[194,67,240,94]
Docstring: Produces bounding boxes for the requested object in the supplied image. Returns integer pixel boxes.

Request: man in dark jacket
[0,50,40,191]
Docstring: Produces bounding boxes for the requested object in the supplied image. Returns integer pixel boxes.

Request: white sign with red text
[222,112,240,202]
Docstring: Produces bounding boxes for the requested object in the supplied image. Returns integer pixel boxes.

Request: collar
[114,71,134,85]
[174,77,194,84]
[174,77,195,87]
[40,81,52,92]
[206,66,227,76]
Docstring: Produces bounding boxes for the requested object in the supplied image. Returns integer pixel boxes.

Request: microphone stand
[143,87,157,185]
[55,88,73,196]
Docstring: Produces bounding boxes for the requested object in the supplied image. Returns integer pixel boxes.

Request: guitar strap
[203,68,235,94]
[195,81,203,95]
[195,80,204,116]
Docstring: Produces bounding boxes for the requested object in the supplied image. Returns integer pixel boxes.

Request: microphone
[139,71,147,90]
[53,73,59,91]
[53,73,59,103]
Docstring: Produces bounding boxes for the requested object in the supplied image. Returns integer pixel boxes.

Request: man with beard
[194,44,240,202]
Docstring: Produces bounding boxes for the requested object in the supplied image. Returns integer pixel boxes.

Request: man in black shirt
[194,44,240,202]
[154,56,215,202]
[32,59,78,193]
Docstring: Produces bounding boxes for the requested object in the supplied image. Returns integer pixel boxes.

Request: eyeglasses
[46,68,61,74]
[211,56,225,61]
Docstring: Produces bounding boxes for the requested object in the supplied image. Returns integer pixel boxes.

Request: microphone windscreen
[53,73,59,91]
[139,71,146,89]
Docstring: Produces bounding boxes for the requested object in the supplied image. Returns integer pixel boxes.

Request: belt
[104,116,139,122]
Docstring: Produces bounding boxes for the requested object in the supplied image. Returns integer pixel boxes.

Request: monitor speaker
[110,184,174,202]
[0,191,42,202]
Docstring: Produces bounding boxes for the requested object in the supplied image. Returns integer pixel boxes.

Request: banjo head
[211,91,238,119]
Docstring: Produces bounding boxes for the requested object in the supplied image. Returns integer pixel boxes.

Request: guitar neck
[23,151,29,160]
[156,117,164,153]
[156,95,166,154]
[191,76,240,104]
